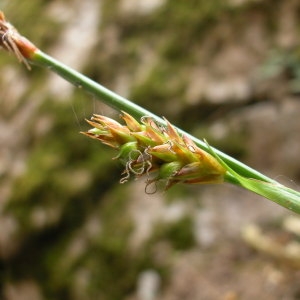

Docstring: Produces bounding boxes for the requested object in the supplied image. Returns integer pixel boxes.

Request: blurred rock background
[0,0,300,299]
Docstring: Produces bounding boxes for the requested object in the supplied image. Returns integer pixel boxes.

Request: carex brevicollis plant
[1,10,300,213]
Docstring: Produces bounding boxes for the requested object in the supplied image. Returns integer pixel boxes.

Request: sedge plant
[1,11,300,213]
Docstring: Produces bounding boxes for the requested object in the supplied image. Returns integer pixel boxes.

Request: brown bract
[0,11,37,70]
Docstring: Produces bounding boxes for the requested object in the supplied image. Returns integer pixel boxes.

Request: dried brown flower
[0,11,37,69]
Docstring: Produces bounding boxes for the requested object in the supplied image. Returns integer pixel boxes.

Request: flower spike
[82,113,226,191]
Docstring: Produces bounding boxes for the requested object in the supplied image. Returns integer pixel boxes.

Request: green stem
[32,50,277,184]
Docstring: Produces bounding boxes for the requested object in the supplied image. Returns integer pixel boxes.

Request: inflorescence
[83,112,226,192]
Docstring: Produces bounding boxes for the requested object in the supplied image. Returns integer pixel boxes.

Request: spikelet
[83,112,226,192]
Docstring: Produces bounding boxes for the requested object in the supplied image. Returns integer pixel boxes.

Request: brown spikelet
[0,11,37,69]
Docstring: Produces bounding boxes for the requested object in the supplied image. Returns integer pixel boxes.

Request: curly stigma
[0,11,37,69]
[83,113,226,191]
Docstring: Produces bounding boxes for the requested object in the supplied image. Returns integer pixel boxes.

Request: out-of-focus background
[1,0,300,299]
